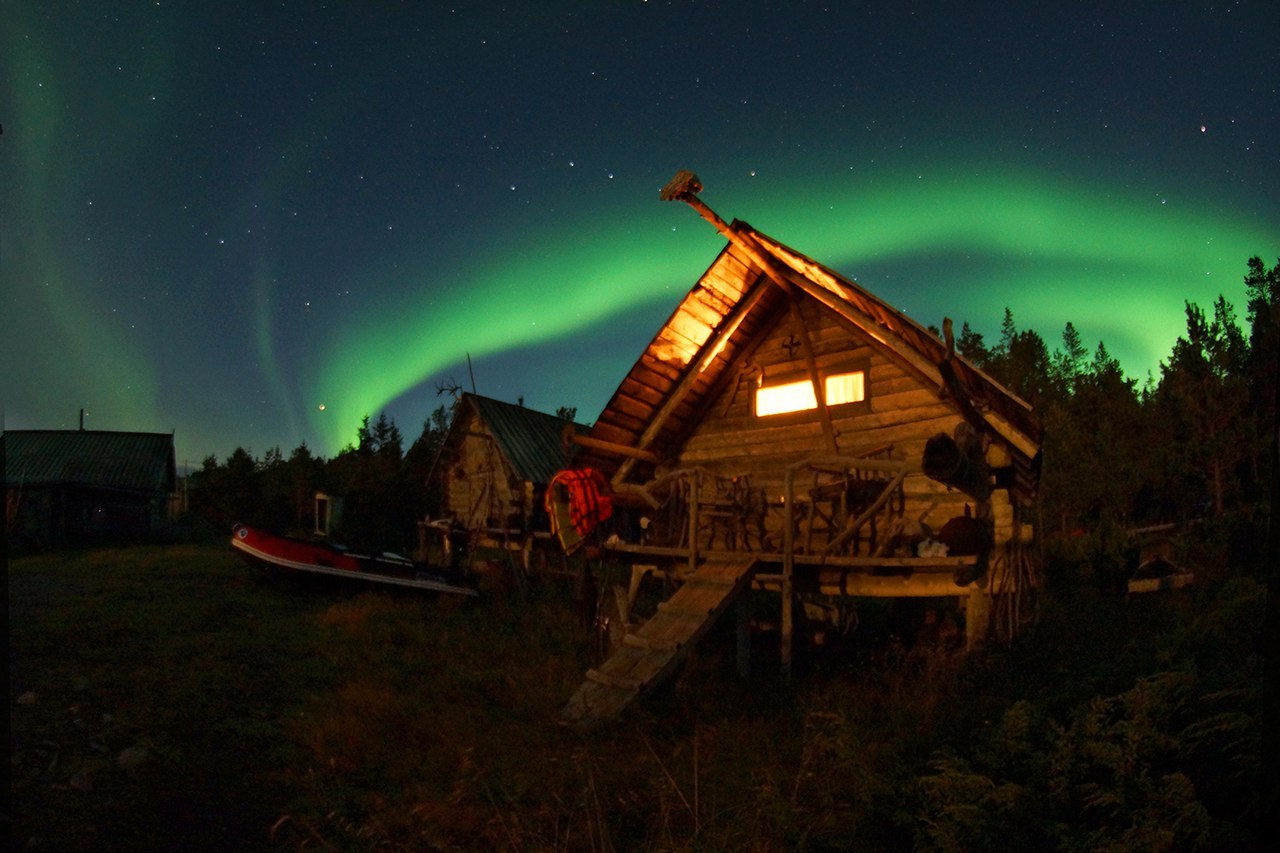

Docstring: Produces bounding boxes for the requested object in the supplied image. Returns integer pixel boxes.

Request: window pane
[825,371,865,405]
[756,379,817,416]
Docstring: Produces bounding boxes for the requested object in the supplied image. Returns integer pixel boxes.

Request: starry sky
[3,1,1276,466]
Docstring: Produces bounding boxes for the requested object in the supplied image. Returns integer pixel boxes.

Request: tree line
[189,256,1278,575]
[957,255,1277,581]
[189,406,451,552]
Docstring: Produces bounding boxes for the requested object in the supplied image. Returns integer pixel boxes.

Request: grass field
[8,543,1264,850]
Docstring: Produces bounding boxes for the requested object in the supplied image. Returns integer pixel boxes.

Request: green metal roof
[462,394,585,484]
[1,430,176,493]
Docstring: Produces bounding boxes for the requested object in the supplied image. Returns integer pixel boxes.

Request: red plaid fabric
[546,468,613,538]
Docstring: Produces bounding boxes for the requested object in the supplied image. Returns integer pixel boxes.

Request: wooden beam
[753,570,986,598]
[612,274,772,487]
[821,469,908,555]
[681,196,798,300]
[966,586,991,650]
[780,266,946,390]
[789,297,839,454]
[568,430,662,464]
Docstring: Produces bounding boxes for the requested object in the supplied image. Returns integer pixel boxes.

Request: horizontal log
[569,432,662,464]
[606,541,972,569]
[690,402,959,444]
[755,572,984,598]
[681,413,963,462]
[605,392,658,423]
[618,374,670,406]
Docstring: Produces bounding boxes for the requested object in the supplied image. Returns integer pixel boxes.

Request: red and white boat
[231,524,477,596]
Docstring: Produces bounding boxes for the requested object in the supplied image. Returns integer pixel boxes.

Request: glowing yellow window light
[756,371,866,417]
[756,379,817,416]
[825,370,866,406]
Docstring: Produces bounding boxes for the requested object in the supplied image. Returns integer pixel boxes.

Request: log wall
[676,300,1020,551]
[441,411,523,528]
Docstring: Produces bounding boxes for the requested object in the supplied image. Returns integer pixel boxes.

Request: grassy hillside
[8,545,1263,850]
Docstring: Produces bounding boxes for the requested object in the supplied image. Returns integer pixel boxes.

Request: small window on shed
[754,369,867,417]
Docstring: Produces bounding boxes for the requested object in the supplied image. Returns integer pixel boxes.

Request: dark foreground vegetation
[8,540,1265,851]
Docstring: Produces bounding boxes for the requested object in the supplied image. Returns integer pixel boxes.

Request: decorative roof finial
[659,170,703,201]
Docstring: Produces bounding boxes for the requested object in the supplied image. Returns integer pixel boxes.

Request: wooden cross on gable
[781,334,801,358]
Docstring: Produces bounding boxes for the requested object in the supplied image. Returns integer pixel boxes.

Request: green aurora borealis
[3,1,1275,462]
[305,160,1276,453]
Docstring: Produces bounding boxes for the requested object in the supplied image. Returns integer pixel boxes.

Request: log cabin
[3,429,177,547]
[424,392,586,568]
[562,174,1042,722]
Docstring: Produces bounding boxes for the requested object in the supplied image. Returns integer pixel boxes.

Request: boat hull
[230,524,477,596]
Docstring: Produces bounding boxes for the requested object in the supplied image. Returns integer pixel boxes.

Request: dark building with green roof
[3,429,177,546]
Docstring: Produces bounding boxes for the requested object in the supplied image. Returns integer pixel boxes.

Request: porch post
[781,465,796,677]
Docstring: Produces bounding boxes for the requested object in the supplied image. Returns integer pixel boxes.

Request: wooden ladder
[562,557,758,725]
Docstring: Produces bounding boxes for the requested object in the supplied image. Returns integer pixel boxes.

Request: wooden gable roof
[581,220,1042,494]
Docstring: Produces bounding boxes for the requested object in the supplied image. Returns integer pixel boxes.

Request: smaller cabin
[425,394,586,565]
[3,429,178,547]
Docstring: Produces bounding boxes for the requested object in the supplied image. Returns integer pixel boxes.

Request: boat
[230,524,478,596]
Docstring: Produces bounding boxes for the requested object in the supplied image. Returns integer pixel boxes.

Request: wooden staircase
[562,558,758,725]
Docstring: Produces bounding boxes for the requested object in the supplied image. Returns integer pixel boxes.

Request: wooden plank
[562,558,758,725]
[789,297,839,454]
[586,668,645,690]
[613,281,774,486]
[604,392,658,422]
[684,574,737,588]
[617,378,668,407]
[637,351,685,383]
[590,421,641,447]
[1128,572,1194,594]
[623,633,680,652]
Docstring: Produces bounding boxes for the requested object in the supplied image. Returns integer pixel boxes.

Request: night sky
[3,1,1276,466]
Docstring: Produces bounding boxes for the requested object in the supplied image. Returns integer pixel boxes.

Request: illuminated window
[756,379,818,416]
[825,371,866,406]
[755,370,867,417]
